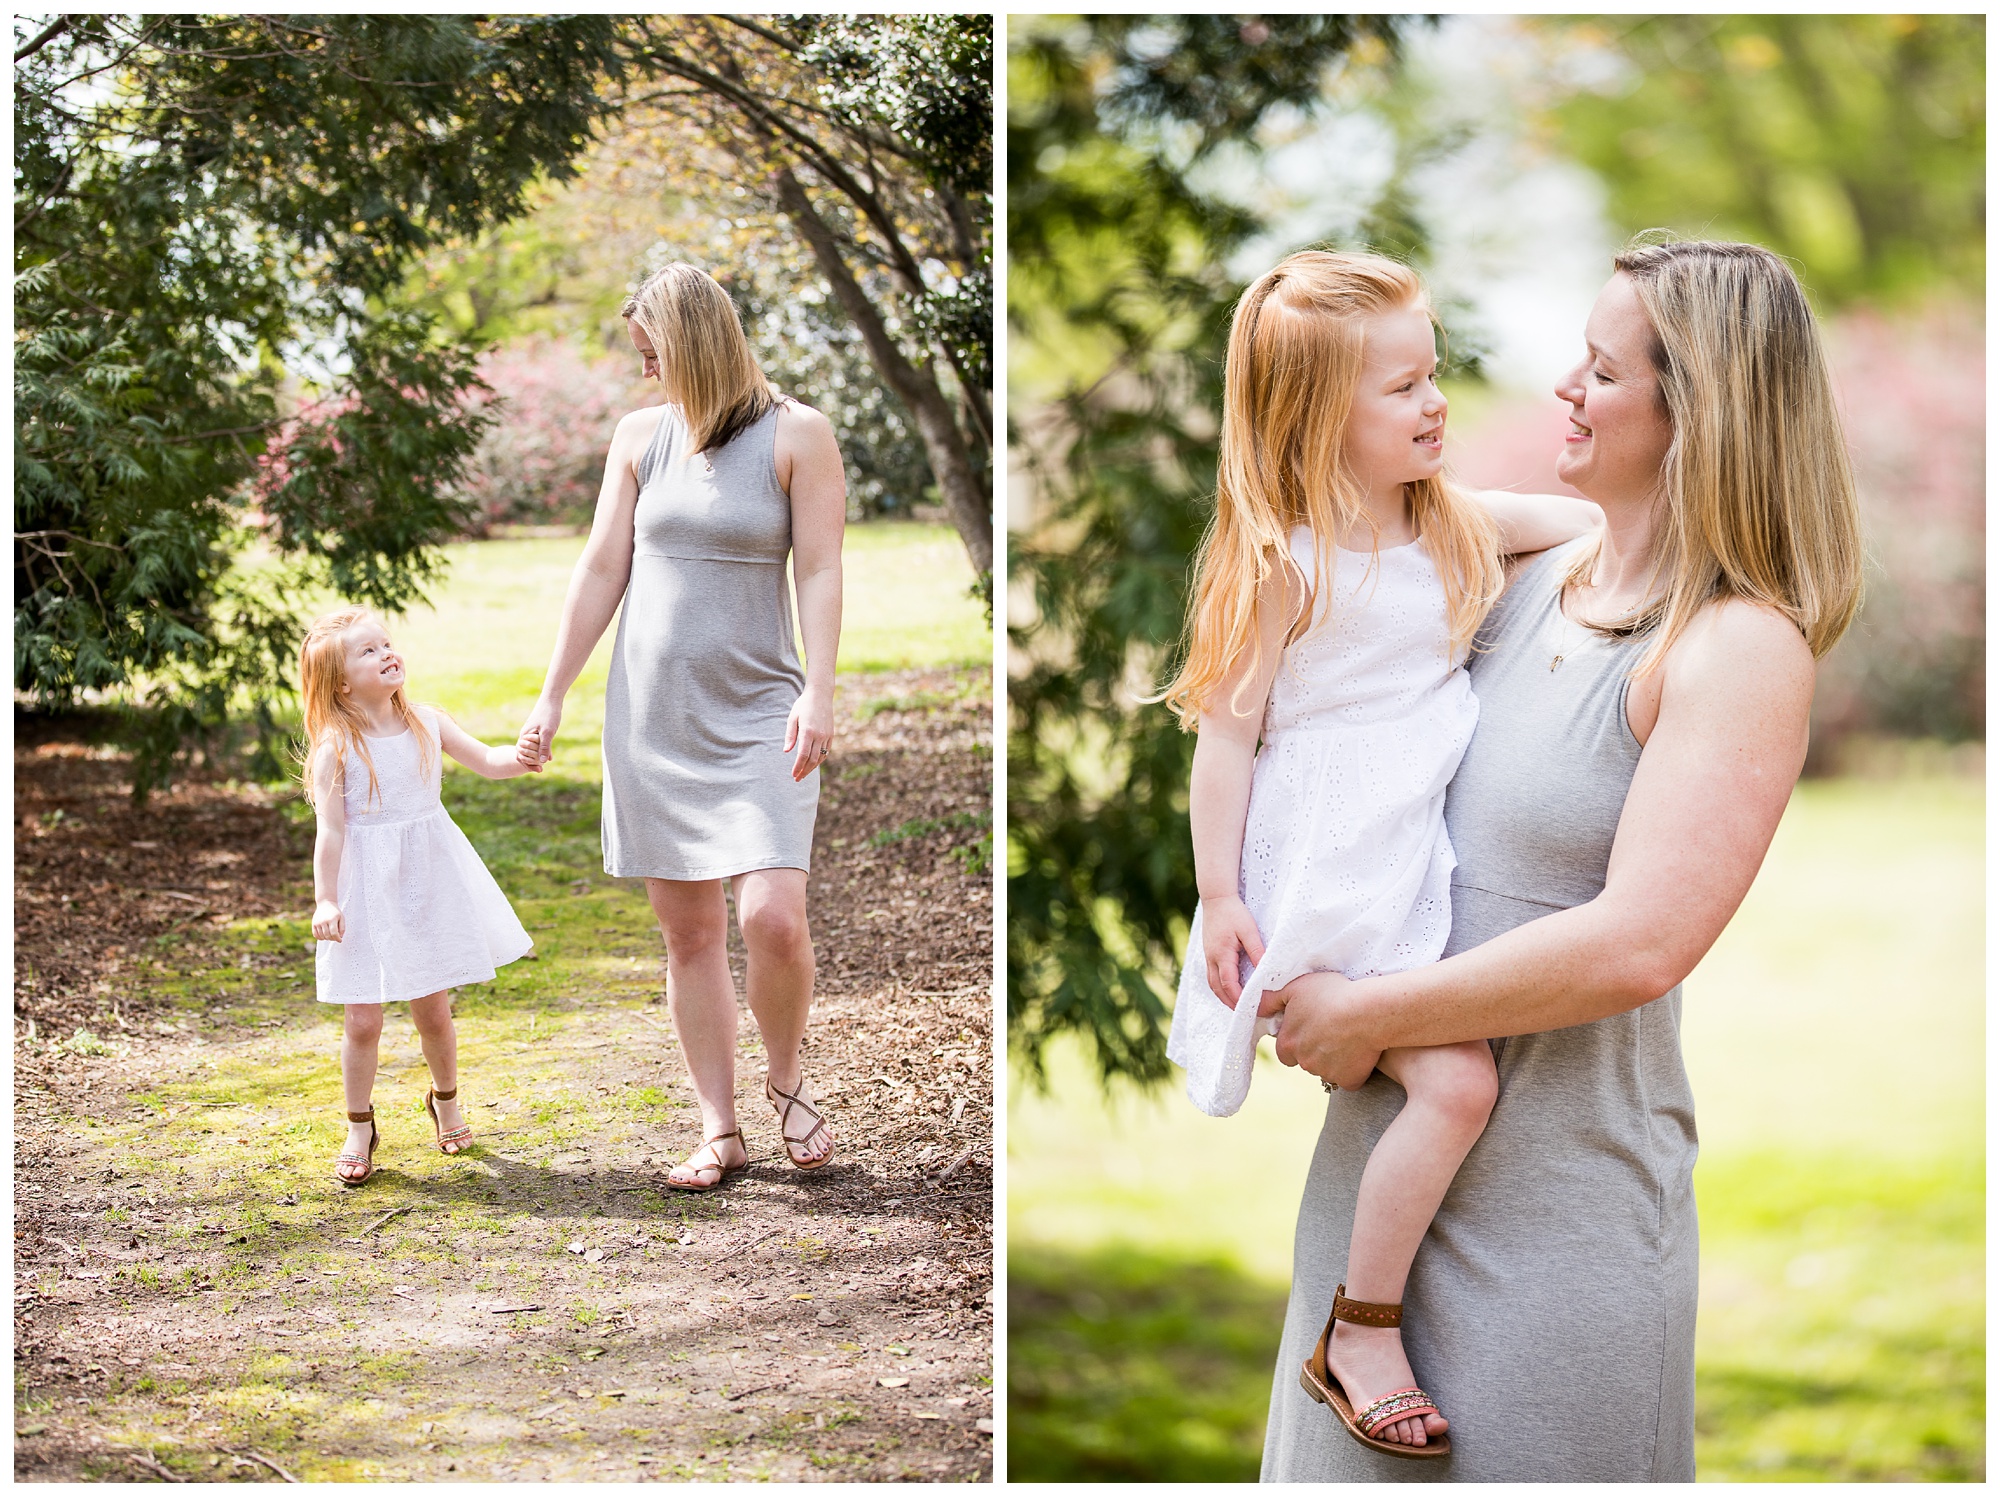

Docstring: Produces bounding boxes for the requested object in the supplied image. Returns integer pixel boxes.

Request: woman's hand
[312,900,345,943]
[1267,970,1381,1090]
[517,697,563,770]
[785,687,834,782]
[1200,895,1266,1008]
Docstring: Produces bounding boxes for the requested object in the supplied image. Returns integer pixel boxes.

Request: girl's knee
[343,1004,383,1042]
[660,916,727,966]
[1408,1044,1497,1132]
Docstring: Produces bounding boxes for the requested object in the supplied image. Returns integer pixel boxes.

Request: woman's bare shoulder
[774,396,834,438]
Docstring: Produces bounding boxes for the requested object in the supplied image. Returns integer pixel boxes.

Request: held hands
[1201,895,1266,1009]
[515,699,561,773]
[312,900,345,943]
[784,687,834,783]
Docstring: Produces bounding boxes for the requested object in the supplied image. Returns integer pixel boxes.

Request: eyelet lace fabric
[315,706,533,1004]
[1166,530,1478,1116]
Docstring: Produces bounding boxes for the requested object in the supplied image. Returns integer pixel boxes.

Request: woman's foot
[765,1074,834,1168]
[1325,1321,1450,1446]
[665,1129,748,1191]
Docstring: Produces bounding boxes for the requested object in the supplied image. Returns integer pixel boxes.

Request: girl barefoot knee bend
[1161,251,1598,1455]
[301,606,537,1186]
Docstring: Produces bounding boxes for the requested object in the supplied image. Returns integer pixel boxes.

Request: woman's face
[628,319,662,384]
[1342,303,1448,499]
[1554,273,1674,504]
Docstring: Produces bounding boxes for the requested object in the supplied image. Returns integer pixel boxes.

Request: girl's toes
[1423,1411,1449,1438]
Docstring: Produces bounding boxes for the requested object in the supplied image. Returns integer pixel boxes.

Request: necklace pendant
[1550,654,1564,671]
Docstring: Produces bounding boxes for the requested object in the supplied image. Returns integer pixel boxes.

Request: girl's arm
[1266,597,1814,1085]
[309,744,347,942]
[776,400,846,782]
[436,712,537,781]
[1475,490,1603,556]
[516,408,655,767]
[1191,564,1296,1007]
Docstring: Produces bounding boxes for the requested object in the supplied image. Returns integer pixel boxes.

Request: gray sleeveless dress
[601,402,818,881]
[1260,538,1698,1482]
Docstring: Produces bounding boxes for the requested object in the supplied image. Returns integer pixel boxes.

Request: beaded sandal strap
[1332,1283,1403,1329]
[1354,1387,1441,1438]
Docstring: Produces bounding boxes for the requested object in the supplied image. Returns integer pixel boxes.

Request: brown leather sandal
[333,1107,378,1187]
[1298,1284,1451,1459]
[664,1129,747,1193]
[765,1077,835,1169]
[425,1085,472,1155]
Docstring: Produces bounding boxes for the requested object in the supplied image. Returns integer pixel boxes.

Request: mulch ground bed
[14,667,994,1482]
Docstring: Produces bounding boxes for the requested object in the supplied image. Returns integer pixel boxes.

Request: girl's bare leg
[1325,1039,1498,1446]
[647,877,748,1181]
[339,1004,383,1177]
[408,990,464,1140]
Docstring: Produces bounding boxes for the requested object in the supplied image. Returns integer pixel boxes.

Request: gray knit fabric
[601,403,818,881]
[1260,538,1698,1482]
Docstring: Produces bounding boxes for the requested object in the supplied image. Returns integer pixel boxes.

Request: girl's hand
[784,688,834,782]
[1270,970,1381,1090]
[1201,895,1266,1008]
[312,900,345,943]
[518,697,563,769]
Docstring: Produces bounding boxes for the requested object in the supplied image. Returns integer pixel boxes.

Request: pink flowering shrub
[1447,307,1984,763]
[455,340,652,532]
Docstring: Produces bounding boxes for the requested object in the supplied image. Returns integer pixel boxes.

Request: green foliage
[1006,18,1412,1087]
[1009,1246,1287,1481]
[14,15,622,794]
[1541,15,1985,307]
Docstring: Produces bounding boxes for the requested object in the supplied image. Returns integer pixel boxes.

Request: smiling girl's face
[1342,303,1447,509]
[339,618,404,708]
[1554,273,1675,503]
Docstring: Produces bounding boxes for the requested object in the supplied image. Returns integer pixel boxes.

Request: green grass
[1008,773,1984,1481]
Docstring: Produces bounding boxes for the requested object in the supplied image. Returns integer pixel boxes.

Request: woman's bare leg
[1325,1039,1498,1446]
[647,877,748,1181]
[733,866,830,1163]
[408,990,465,1145]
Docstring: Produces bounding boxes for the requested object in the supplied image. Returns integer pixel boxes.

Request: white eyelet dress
[1165,528,1479,1117]
[315,707,533,1004]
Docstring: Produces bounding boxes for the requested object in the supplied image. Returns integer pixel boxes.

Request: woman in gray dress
[517,263,846,1190]
[1258,241,1863,1479]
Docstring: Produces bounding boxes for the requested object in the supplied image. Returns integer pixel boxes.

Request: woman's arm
[309,744,347,942]
[1191,564,1295,1007]
[1268,598,1815,1086]
[1475,490,1603,556]
[435,712,537,781]
[775,400,846,782]
[518,408,656,765]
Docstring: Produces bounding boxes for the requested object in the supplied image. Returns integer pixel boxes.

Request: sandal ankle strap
[347,1108,376,1123]
[1332,1283,1403,1329]
[430,1086,457,1102]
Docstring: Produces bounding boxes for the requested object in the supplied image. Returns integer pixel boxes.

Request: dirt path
[14,668,994,1482]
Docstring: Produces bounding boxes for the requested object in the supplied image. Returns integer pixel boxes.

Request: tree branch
[15,15,70,63]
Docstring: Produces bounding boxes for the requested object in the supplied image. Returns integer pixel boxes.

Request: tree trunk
[773,167,992,578]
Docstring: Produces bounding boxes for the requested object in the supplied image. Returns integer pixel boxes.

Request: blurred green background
[1005,14,1983,1483]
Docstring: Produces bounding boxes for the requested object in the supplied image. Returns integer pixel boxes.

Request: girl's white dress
[316,707,533,1004]
[1166,529,1479,1116]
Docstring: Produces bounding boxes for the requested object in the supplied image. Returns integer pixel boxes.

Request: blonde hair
[620,262,775,452]
[1566,238,1864,667]
[1161,251,1504,727]
[297,606,433,809]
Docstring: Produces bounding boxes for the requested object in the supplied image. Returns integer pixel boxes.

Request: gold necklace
[1549,593,1588,672]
